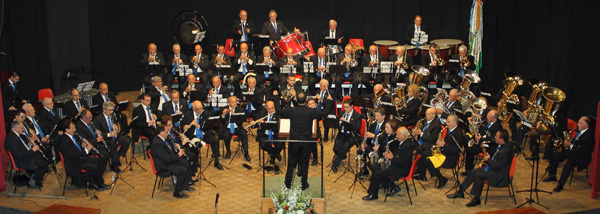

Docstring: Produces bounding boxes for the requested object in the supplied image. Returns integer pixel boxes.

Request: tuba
[467,98,487,147]
[430,88,449,114]
[537,87,566,145]
[392,85,407,109]
[409,65,430,86]
[498,72,524,122]
[524,79,548,127]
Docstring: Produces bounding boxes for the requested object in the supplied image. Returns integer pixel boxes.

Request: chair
[341,96,361,114]
[139,135,150,159]
[484,156,517,204]
[228,134,243,164]
[569,161,591,187]
[58,151,88,196]
[6,151,30,194]
[385,154,422,204]
[224,39,235,57]
[38,88,55,100]
[148,150,174,198]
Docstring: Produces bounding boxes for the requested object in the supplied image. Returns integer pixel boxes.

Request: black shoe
[274,165,280,175]
[387,186,401,196]
[447,191,464,199]
[276,153,282,161]
[362,194,378,201]
[553,185,564,193]
[460,170,470,176]
[301,183,309,191]
[224,151,231,159]
[244,154,251,162]
[356,170,369,177]
[111,165,121,173]
[542,176,557,182]
[100,184,111,190]
[332,165,338,173]
[414,174,427,181]
[173,191,189,198]
[311,159,318,166]
[27,183,41,189]
[214,162,223,170]
[525,156,537,161]
[437,177,448,189]
[466,197,481,207]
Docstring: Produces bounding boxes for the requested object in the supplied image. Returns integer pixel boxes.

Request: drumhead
[430,39,463,46]
[374,40,398,46]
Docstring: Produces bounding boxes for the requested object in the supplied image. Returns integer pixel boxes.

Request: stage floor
[1,90,599,214]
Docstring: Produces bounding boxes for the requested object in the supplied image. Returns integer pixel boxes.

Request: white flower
[276,209,284,214]
[296,210,304,214]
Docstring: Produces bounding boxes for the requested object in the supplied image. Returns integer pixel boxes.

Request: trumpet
[435,53,446,66]
[74,132,102,158]
[460,56,471,67]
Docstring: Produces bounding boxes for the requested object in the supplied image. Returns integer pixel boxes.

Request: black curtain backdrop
[4,0,600,119]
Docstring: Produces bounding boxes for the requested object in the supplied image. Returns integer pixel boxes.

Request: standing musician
[165,44,189,89]
[543,116,595,192]
[93,101,131,171]
[421,43,443,87]
[335,44,360,98]
[425,114,463,189]
[542,102,567,160]
[274,90,332,190]
[278,47,301,75]
[37,97,60,130]
[363,125,415,201]
[241,76,264,119]
[331,99,363,173]
[146,76,170,112]
[412,108,442,181]
[139,43,166,87]
[4,121,50,188]
[232,10,255,43]
[306,47,332,96]
[261,10,300,45]
[463,110,501,176]
[396,84,421,127]
[63,88,89,119]
[278,75,303,107]
[220,96,250,161]
[2,71,27,118]
[131,93,157,143]
[57,120,110,191]
[406,15,428,45]
[314,79,335,143]
[190,44,212,88]
[435,89,462,120]
[252,101,284,172]
[389,45,413,88]
[447,129,513,207]
[211,45,232,69]
[256,46,280,95]
[361,45,385,95]
[76,109,110,173]
[358,107,387,177]
[162,115,199,179]
[150,122,194,198]
[322,19,344,47]
[181,74,205,102]
[181,101,223,170]
[162,90,189,118]
[233,42,257,96]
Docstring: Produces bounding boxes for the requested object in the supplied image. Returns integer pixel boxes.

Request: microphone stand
[215,193,220,214]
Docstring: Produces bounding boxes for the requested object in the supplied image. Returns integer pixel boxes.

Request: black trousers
[203,134,220,158]
[23,154,49,183]
[415,143,434,175]
[334,73,360,98]
[232,72,246,97]
[332,132,358,167]
[465,145,498,172]
[548,151,582,186]
[105,137,131,165]
[460,167,492,197]
[285,137,312,188]
[168,158,192,192]
[222,128,248,153]
[367,168,399,197]
[257,136,285,158]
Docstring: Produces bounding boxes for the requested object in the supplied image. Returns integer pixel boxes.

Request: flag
[469,0,484,74]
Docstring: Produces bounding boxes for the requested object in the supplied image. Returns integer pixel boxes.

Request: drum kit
[272,32,315,58]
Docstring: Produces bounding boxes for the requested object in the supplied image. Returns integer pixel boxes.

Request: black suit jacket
[232,19,256,41]
[37,107,60,132]
[139,52,166,68]
[567,129,595,169]
[275,98,332,140]
[261,20,291,42]
[24,116,49,138]
[254,110,281,140]
[4,131,40,170]
[397,97,421,126]
[233,51,257,71]
[361,54,385,68]
[313,89,336,115]
[485,142,514,187]
[57,134,88,176]
[441,126,463,168]
[336,53,359,73]
[190,53,212,73]
[366,120,386,146]
[256,55,280,70]
[389,138,416,180]
[218,106,246,135]
[405,25,428,44]
[62,99,89,119]
[389,53,414,73]
[92,113,118,144]
[338,110,363,136]
[421,52,439,67]
[322,29,344,45]
[92,92,117,107]
[1,80,23,111]
[76,120,101,148]
[278,56,302,72]
[441,101,463,119]
[162,99,189,117]
[145,86,165,112]
[451,54,476,71]
[479,120,502,154]
[150,135,180,172]
[166,54,190,72]
[420,118,442,146]
[131,104,157,141]
[211,54,232,67]
[241,87,264,113]
[181,82,206,102]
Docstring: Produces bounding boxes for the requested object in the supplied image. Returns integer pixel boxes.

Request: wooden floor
[1,90,599,214]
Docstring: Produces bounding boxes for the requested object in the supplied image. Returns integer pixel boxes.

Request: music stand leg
[516,141,550,209]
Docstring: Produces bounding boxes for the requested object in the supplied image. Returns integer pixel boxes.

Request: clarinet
[170,134,191,163]
[90,122,110,152]
[74,132,102,158]
[23,132,48,160]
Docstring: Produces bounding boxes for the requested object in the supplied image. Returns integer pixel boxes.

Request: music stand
[380,102,398,119]
[214,65,232,79]
[280,65,296,75]
[146,65,164,76]
[303,62,314,74]
[380,62,393,74]
[89,105,102,116]
[123,116,147,172]
[331,120,360,182]
[227,113,248,164]
[201,116,229,172]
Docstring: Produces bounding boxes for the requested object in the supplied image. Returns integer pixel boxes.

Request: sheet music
[279,118,291,134]
[281,65,295,74]
[303,62,314,73]
[380,62,393,74]
[362,66,378,73]
[177,65,190,77]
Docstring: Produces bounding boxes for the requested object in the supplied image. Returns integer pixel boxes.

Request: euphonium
[467,98,487,147]
[498,72,524,122]
[409,65,430,86]
[430,88,449,114]
[392,85,407,109]
[280,88,294,102]
[553,128,576,152]
[524,79,548,126]
[537,87,566,145]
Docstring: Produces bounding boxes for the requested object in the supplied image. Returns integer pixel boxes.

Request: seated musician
[232,42,256,96]
[305,47,331,96]
[150,122,194,198]
[426,114,463,189]
[278,75,302,107]
[361,45,385,95]
[181,74,205,102]
[543,116,595,192]
[542,102,567,160]
[363,125,415,201]
[22,103,50,149]
[261,10,299,45]
[162,90,189,118]
[372,84,391,106]
[57,120,109,191]
[335,44,360,99]
[131,93,157,143]
[37,97,60,131]
[181,101,222,170]
[211,45,232,69]
[165,44,189,89]
[412,108,442,181]
[451,45,476,77]
[256,46,280,95]
[358,107,387,177]
[389,45,413,88]
[458,72,481,98]
[396,84,421,127]
[420,43,442,86]
[278,47,301,75]
[161,115,199,178]
[306,98,320,166]
[252,101,284,172]
[314,79,335,142]
[447,129,513,207]
[207,76,231,112]
[146,76,170,113]
[76,109,110,173]
[463,110,501,176]
[190,44,212,88]
[331,99,363,173]
[435,89,462,120]
[4,121,50,188]
[220,96,250,161]
[241,76,264,119]
[63,88,89,119]
[139,43,166,87]
[93,101,131,171]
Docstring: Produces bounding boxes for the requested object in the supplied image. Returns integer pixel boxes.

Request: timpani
[418,44,450,61]
[430,39,463,56]
[374,40,398,59]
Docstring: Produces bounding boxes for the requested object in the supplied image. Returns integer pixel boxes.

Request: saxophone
[369,132,384,166]
[380,137,397,170]
[431,126,446,156]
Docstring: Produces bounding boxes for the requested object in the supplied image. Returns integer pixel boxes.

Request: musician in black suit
[543,102,568,160]
[278,75,303,108]
[164,44,189,89]
[240,76,264,120]
[314,79,336,143]
[181,101,223,169]
[332,99,363,172]
[397,85,421,127]
[161,115,199,178]
[220,96,250,161]
[22,103,50,146]
[62,88,89,120]
[146,76,170,113]
[278,47,302,75]
[38,97,60,131]
[322,19,344,46]
[131,93,157,142]
[389,46,414,88]
[150,123,194,198]
[232,10,255,43]
[2,71,27,118]
[448,129,513,207]
[421,43,443,86]
[363,126,415,201]
[162,90,189,118]
[274,90,332,190]
[305,47,332,96]
[93,101,131,170]
[253,101,285,171]
[371,84,392,104]
[543,116,596,192]
[256,46,280,95]
[426,114,463,189]
[207,76,230,112]
[76,109,110,172]
[181,74,206,103]
[451,45,476,72]
[4,121,49,188]
[93,83,128,133]
[405,15,428,45]
[139,43,166,87]
[335,44,360,98]
[435,89,463,120]
[190,44,212,88]
[261,10,298,45]
[211,45,232,69]
[413,108,443,180]
[361,45,385,94]
[463,110,502,175]
[57,120,109,191]
[358,107,387,176]
[232,43,257,96]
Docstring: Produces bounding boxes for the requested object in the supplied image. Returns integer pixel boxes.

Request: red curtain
[590,101,600,198]
[0,85,7,191]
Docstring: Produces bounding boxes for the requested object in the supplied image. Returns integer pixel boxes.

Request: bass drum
[272,33,308,58]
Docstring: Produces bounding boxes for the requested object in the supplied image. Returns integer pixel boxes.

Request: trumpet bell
[411,65,430,76]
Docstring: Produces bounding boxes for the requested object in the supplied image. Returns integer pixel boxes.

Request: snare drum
[374,40,398,59]
[430,39,463,55]
[419,44,450,61]
[272,33,308,58]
